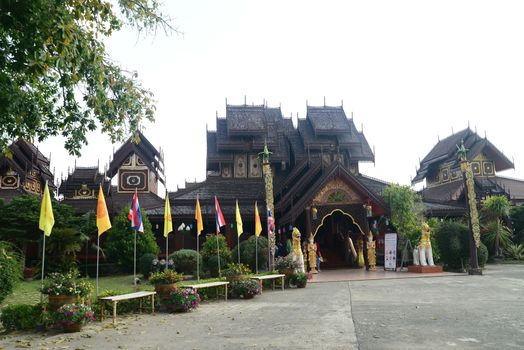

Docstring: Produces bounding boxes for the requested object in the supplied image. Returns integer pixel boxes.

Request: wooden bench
[251,274,285,294]
[184,281,229,301]
[99,291,156,324]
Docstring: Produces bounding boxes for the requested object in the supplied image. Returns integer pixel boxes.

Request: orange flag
[195,197,203,235]
[96,185,112,236]
[254,201,262,237]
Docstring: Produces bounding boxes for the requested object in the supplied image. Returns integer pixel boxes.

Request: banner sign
[384,233,397,271]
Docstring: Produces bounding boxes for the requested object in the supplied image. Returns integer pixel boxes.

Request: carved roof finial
[456,139,468,161]
[258,140,273,164]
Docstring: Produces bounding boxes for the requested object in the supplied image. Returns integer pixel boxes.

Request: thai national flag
[215,196,226,234]
[128,190,144,233]
[267,208,275,233]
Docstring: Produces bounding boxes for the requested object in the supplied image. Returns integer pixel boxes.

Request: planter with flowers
[222,263,252,283]
[54,303,95,333]
[290,272,308,288]
[275,256,298,282]
[164,287,200,312]
[149,270,184,298]
[230,279,260,299]
[41,271,92,311]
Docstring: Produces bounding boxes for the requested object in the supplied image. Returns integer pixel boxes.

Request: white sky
[41,0,524,193]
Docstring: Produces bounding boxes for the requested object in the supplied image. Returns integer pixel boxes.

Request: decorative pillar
[457,141,482,275]
[259,142,276,271]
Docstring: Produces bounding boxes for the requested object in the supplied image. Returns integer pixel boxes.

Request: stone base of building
[407,265,444,273]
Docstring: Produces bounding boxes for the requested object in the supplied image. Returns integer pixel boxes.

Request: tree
[105,206,159,271]
[383,184,426,245]
[0,0,173,155]
[481,195,512,257]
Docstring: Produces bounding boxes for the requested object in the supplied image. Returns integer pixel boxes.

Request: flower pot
[242,294,254,299]
[279,268,294,279]
[296,282,307,288]
[154,283,177,298]
[48,295,78,312]
[63,322,83,333]
[23,267,35,281]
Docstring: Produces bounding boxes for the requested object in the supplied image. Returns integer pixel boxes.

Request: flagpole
[197,234,200,281]
[134,230,137,291]
[255,235,258,274]
[166,235,169,263]
[40,234,46,303]
[216,233,221,277]
[237,233,240,264]
[96,234,100,298]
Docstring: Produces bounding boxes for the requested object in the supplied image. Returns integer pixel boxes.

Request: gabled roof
[413,128,514,183]
[307,106,351,135]
[106,131,164,183]
[0,139,55,188]
[58,166,110,198]
[226,105,266,135]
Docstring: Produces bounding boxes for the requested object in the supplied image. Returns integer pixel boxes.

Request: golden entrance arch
[313,208,365,238]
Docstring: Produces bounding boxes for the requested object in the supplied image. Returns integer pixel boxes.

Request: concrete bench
[250,274,285,294]
[99,291,156,324]
[184,281,230,301]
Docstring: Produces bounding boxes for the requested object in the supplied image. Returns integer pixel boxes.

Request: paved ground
[0,264,522,349]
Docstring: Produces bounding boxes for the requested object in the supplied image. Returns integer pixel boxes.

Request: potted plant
[41,271,92,311]
[222,263,252,282]
[54,303,95,333]
[164,287,200,312]
[291,272,308,288]
[275,256,298,280]
[149,269,184,297]
[23,267,35,281]
[230,279,260,299]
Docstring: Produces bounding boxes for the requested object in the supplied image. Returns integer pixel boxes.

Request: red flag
[215,196,226,234]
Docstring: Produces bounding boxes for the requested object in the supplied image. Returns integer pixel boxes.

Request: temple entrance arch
[313,209,365,269]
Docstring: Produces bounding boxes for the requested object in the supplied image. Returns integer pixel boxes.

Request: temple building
[148,103,392,268]
[413,128,524,215]
[59,131,165,216]
[0,139,55,202]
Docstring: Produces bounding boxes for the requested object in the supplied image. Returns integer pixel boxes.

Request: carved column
[260,143,276,271]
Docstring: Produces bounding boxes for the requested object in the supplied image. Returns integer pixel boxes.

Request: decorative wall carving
[312,178,362,205]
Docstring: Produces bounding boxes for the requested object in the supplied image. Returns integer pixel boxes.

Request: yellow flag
[39,182,55,236]
[254,201,262,237]
[195,197,203,235]
[164,194,173,238]
[96,185,112,236]
[235,200,243,237]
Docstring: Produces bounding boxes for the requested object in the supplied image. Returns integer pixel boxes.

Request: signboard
[384,233,398,271]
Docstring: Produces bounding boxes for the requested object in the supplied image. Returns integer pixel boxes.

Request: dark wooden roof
[62,185,164,215]
[107,131,165,183]
[0,139,55,188]
[226,105,266,136]
[58,167,110,199]
[307,106,351,135]
[413,128,514,183]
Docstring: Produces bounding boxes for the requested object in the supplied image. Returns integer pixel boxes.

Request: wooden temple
[147,103,392,267]
[413,128,524,215]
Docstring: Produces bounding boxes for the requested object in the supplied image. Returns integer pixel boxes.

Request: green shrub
[436,221,469,269]
[222,263,252,277]
[169,249,202,275]
[139,253,157,279]
[230,279,260,298]
[0,241,22,304]
[205,255,230,277]
[504,243,524,260]
[510,205,524,244]
[149,270,183,285]
[0,303,43,331]
[477,242,488,267]
[105,206,159,271]
[290,272,308,287]
[232,235,269,271]
[201,234,232,277]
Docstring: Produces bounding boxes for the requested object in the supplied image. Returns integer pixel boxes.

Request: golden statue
[357,235,365,268]
[414,222,435,266]
[366,231,377,271]
[291,227,305,273]
[307,234,318,274]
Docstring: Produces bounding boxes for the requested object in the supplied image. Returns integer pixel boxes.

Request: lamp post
[457,140,482,275]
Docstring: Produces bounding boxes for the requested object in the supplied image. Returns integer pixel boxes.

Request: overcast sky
[41,0,524,193]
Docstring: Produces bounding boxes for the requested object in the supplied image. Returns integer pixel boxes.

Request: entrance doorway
[314,209,365,269]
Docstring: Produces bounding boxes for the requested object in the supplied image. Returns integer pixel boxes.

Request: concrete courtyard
[0,264,522,349]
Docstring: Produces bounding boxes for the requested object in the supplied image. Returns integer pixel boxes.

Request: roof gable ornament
[456,140,469,162]
[258,141,272,164]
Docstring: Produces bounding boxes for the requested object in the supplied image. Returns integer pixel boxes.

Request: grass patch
[1,275,154,308]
